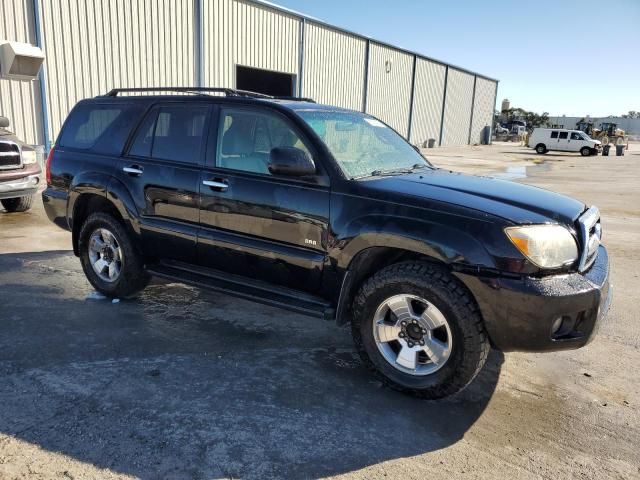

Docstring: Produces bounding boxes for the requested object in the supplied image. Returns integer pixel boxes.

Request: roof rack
[104,87,272,98]
[103,87,314,102]
[272,95,316,103]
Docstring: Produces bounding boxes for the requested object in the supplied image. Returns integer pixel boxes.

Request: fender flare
[67,172,141,253]
[332,215,497,325]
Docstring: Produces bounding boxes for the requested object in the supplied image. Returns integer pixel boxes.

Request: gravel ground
[0,142,638,479]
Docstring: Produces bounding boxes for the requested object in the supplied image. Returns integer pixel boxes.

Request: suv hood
[362,168,585,226]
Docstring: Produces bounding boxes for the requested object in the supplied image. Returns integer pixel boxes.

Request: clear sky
[271,0,640,117]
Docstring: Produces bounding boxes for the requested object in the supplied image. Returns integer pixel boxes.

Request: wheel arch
[69,176,140,256]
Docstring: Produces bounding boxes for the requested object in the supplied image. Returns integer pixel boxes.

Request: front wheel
[1,195,34,212]
[580,147,591,157]
[352,262,490,399]
[78,212,150,298]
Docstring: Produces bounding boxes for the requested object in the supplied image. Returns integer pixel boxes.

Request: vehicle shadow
[0,251,503,479]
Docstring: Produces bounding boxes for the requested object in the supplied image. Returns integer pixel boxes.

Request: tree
[503,108,550,129]
[622,111,639,119]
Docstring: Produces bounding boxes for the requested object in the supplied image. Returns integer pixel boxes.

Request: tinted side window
[217,108,311,175]
[59,103,143,154]
[129,108,158,158]
[153,106,208,163]
[570,132,582,140]
[550,131,559,139]
[129,105,208,164]
[559,132,568,139]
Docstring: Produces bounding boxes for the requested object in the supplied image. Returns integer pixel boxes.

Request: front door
[117,102,211,263]
[568,131,586,152]
[197,105,330,293]
[556,131,570,151]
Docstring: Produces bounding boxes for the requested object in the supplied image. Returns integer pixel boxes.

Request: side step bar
[146,262,335,320]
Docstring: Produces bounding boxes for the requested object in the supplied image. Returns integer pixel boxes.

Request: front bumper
[457,245,611,352]
[0,172,41,200]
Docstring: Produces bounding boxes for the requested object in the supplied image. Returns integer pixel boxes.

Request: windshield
[297,110,430,179]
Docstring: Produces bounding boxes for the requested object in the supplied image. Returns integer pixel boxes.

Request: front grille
[0,141,21,170]
[577,206,601,272]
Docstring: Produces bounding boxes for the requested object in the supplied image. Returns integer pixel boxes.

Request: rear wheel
[580,147,591,157]
[1,195,34,212]
[78,212,150,298]
[352,262,490,399]
[535,144,547,154]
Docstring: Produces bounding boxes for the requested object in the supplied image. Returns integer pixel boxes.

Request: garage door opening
[236,65,296,97]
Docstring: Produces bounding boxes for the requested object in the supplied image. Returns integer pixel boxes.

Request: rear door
[116,102,211,263]
[549,130,559,150]
[197,105,330,293]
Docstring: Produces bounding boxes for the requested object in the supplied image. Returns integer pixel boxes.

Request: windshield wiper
[370,164,429,177]
[352,163,431,180]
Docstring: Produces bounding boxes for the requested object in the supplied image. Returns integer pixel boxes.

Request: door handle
[203,179,229,191]
[123,166,143,176]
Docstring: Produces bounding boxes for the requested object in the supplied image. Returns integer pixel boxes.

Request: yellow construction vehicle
[575,120,626,145]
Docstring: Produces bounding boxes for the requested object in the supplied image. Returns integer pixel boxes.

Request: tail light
[45,147,54,185]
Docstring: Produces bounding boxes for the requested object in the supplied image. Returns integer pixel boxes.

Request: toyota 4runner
[0,116,41,212]
[43,87,612,399]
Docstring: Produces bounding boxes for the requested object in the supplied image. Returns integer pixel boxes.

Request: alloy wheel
[372,294,452,376]
[88,228,124,283]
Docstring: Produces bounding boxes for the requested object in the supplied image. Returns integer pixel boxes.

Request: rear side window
[559,132,568,139]
[59,103,143,154]
[550,131,559,139]
[129,105,208,164]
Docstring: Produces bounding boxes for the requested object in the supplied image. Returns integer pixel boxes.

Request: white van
[529,128,601,156]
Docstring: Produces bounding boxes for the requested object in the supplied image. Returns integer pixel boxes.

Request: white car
[529,128,602,156]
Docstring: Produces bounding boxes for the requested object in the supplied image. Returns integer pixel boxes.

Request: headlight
[505,225,578,269]
[21,149,38,165]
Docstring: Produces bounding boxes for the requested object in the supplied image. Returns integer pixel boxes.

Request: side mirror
[0,116,9,128]
[268,146,316,177]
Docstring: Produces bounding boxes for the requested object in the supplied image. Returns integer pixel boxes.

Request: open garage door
[236,65,296,97]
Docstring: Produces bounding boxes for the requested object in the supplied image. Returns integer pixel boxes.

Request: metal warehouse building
[0,0,498,151]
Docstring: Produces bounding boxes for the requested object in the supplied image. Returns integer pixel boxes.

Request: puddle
[491,163,551,180]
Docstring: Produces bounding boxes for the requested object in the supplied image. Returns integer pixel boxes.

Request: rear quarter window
[59,103,145,155]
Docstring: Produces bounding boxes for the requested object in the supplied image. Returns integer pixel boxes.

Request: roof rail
[272,96,316,103]
[103,87,316,103]
[103,87,273,98]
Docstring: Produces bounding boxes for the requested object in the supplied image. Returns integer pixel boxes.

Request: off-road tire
[1,195,34,212]
[352,262,490,399]
[580,147,591,157]
[78,212,150,298]
[535,144,547,154]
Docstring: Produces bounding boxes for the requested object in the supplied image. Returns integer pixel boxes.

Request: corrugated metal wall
[0,0,43,145]
[409,58,446,146]
[302,23,366,111]
[37,0,195,142]
[470,77,496,144]
[441,68,475,146]
[366,43,413,136]
[203,0,300,89]
[2,0,498,148]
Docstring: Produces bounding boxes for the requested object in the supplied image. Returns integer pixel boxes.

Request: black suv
[43,87,611,399]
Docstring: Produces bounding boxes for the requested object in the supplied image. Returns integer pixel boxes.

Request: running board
[146,262,335,320]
